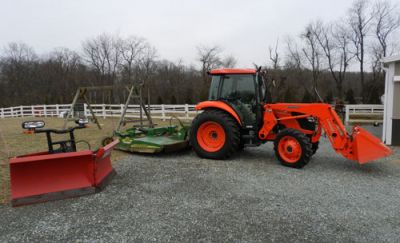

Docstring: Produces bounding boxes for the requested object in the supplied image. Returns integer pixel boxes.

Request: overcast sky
[0,0,356,67]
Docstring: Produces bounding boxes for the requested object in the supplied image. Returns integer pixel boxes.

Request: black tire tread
[311,141,319,155]
[190,109,240,159]
[273,128,313,168]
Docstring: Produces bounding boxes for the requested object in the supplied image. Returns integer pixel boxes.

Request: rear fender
[196,101,242,126]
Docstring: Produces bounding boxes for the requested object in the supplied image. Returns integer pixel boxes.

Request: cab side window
[220,75,256,104]
[208,76,221,100]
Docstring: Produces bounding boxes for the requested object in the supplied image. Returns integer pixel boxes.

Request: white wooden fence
[0,103,384,124]
[0,104,198,120]
[345,104,384,125]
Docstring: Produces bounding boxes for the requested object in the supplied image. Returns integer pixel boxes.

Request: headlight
[22,121,45,129]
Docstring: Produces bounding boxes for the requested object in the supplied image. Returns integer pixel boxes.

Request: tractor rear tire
[190,109,240,159]
[274,128,313,168]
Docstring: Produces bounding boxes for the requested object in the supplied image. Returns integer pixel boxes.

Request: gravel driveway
[1,128,399,242]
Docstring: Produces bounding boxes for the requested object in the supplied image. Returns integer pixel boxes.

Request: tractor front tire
[190,109,240,160]
[311,141,319,155]
[274,128,313,168]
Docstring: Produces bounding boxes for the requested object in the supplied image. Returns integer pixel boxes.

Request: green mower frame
[102,84,191,154]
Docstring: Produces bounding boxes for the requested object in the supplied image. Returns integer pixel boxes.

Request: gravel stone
[0,126,399,242]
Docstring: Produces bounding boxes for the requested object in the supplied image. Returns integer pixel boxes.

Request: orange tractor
[190,68,392,168]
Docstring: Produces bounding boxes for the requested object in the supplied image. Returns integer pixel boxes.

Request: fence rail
[0,104,198,120]
[1,103,384,125]
[345,104,384,125]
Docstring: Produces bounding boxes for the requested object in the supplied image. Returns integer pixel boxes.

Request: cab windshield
[209,74,257,125]
[209,74,256,103]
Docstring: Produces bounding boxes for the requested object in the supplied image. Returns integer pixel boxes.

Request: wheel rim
[278,136,302,163]
[197,121,226,152]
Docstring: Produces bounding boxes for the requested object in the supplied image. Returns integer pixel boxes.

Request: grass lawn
[0,117,181,204]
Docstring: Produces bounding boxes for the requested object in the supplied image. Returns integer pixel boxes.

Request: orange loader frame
[196,101,392,164]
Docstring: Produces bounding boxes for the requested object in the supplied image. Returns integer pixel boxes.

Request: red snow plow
[9,121,118,206]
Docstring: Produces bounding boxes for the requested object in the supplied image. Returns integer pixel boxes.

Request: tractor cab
[208,68,266,129]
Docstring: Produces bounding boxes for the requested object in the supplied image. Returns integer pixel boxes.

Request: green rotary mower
[102,85,190,154]
[113,118,190,153]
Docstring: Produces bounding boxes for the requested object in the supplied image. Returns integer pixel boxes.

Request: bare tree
[314,21,353,98]
[281,37,308,102]
[285,37,303,70]
[37,48,83,103]
[373,0,400,58]
[197,45,222,82]
[268,38,280,69]
[348,0,373,102]
[196,45,222,99]
[133,45,158,87]
[2,42,37,64]
[118,36,149,84]
[301,22,323,99]
[367,0,399,104]
[0,42,37,105]
[82,33,121,85]
[221,55,237,68]
[50,47,81,73]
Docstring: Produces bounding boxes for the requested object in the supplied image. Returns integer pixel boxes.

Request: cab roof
[209,68,257,75]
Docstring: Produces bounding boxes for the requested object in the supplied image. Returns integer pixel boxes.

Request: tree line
[0,0,399,107]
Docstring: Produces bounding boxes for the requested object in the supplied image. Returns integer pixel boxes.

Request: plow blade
[9,140,118,207]
[94,140,119,189]
[350,126,392,164]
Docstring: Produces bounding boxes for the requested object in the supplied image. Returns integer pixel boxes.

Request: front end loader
[190,68,392,168]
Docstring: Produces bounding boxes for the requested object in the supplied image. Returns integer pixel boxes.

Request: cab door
[218,74,257,126]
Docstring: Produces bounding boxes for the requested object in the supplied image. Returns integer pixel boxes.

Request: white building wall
[383,63,395,145]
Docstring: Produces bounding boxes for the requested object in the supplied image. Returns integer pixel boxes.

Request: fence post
[20,106,24,117]
[345,105,350,126]
[43,105,47,118]
[161,104,166,121]
[56,104,59,117]
[102,104,106,119]
[10,107,13,118]
[1,108,4,118]
[185,104,189,119]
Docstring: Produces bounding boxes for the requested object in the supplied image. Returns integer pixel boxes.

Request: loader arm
[262,103,392,164]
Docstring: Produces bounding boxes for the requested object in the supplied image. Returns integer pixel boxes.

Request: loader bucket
[350,126,392,164]
[9,140,118,207]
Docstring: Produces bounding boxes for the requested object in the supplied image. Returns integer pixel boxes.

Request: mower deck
[115,125,189,153]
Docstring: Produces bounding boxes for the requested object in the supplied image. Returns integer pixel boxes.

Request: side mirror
[22,120,45,129]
